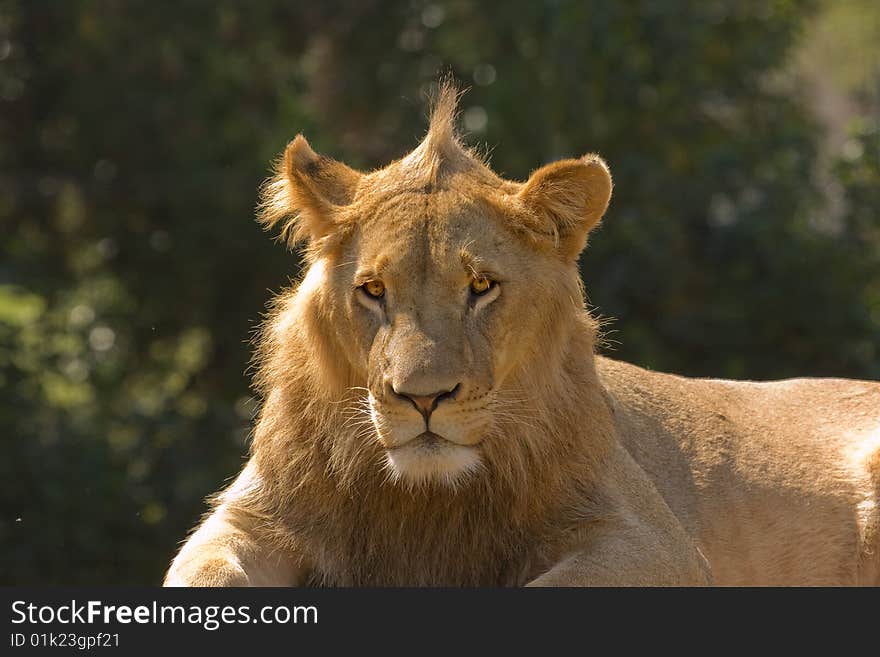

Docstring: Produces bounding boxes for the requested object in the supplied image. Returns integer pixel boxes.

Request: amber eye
[362,280,386,299]
[470,276,494,296]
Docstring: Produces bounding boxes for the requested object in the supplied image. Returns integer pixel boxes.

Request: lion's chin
[384,432,483,488]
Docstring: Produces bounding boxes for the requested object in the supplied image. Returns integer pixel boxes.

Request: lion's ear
[517,155,612,259]
[258,135,362,246]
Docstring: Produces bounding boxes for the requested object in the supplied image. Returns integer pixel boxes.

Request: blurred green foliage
[1,0,878,584]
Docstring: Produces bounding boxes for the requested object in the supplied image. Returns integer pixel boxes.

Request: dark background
[2,0,878,585]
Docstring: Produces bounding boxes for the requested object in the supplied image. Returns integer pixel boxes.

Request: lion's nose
[393,384,460,423]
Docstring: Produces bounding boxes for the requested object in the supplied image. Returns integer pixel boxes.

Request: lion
[164,85,880,586]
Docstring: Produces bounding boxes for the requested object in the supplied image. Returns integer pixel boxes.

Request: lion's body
[164,85,880,587]
[600,358,880,585]
[166,324,880,586]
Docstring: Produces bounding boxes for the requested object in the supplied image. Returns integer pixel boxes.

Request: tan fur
[165,84,880,587]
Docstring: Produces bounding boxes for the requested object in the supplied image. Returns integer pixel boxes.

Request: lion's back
[595,356,880,585]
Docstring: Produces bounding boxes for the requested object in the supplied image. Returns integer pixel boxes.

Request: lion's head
[257,85,612,489]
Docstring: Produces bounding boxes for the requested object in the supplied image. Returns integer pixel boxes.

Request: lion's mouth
[383,430,483,486]
[389,431,449,450]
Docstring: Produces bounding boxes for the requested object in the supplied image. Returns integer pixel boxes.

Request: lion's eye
[469,276,495,296]
[362,280,386,299]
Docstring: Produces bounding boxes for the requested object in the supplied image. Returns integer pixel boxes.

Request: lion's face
[258,89,612,487]
[333,189,561,486]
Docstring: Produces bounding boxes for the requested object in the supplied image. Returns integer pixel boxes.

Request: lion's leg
[857,446,880,585]
[528,443,711,586]
[526,516,710,586]
[163,505,305,587]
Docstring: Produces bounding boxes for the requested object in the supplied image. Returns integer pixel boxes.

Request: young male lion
[165,86,880,586]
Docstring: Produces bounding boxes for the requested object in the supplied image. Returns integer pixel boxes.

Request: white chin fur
[384,441,483,489]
